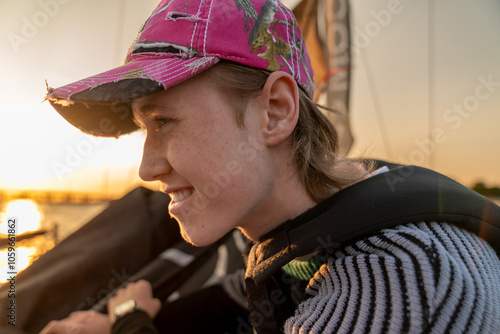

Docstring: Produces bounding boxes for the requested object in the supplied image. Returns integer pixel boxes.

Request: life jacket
[245,163,500,333]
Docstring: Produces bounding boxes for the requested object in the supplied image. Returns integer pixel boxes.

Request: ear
[259,71,300,146]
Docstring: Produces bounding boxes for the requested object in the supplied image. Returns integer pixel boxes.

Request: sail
[291,0,353,154]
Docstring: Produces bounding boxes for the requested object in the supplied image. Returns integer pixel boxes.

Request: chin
[236,227,259,242]
[179,225,222,247]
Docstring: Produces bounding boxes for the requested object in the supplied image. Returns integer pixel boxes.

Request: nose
[138,135,172,182]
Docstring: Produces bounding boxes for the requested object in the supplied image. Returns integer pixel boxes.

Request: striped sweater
[284,222,500,333]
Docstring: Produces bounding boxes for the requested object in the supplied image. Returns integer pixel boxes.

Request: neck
[239,158,317,241]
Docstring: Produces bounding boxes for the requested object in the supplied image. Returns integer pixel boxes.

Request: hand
[40,310,110,334]
[107,279,161,324]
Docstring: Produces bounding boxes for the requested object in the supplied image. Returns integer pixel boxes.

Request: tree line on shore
[472,182,500,198]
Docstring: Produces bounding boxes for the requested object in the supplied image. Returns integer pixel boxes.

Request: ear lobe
[260,71,300,146]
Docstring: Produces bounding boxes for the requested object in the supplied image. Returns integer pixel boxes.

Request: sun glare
[0,200,43,235]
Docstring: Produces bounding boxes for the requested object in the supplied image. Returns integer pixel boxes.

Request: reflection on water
[0,246,38,282]
[0,199,43,235]
[0,198,109,284]
[0,199,52,283]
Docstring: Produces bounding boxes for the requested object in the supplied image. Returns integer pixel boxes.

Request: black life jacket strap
[246,164,500,285]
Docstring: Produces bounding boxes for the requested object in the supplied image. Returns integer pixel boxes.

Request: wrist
[112,299,144,324]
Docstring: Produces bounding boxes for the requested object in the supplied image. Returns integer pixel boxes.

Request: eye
[154,117,171,130]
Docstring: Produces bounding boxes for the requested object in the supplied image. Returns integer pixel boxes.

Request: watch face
[114,299,136,317]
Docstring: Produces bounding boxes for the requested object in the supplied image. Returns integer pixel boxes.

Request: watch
[113,299,138,320]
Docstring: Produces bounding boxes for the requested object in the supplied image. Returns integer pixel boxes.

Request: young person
[42,0,500,333]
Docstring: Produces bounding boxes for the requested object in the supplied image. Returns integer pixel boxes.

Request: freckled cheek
[173,124,244,177]
[168,138,215,174]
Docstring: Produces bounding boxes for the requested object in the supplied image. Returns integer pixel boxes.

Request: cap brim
[47,56,219,137]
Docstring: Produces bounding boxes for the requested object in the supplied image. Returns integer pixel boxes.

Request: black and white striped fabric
[285,222,500,333]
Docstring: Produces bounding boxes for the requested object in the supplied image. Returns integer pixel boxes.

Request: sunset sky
[1,0,499,197]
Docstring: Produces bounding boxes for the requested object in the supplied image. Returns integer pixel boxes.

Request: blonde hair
[202,61,371,203]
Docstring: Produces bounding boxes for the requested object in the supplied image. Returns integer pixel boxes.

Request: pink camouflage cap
[47,0,314,137]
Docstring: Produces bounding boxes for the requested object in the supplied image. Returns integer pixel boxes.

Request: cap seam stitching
[189,0,205,52]
[203,0,215,56]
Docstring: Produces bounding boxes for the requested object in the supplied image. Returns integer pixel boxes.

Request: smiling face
[133,71,316,246]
